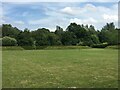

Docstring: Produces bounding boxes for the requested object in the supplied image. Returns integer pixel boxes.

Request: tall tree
[61,31,77,45]
[17,28,34,46]
[31,28,50,46]
[55,26,64,41]
[2,24,20,39]
[98,22,117,45]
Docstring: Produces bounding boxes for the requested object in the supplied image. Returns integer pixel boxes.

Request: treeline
[0,22,119,48]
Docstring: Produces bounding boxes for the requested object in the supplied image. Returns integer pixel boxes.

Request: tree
[17,28,34,46]
[1,22,118,47]
[102,22,115,31]
[48,33,62,45]
[2,24,20,39]
[2,36,17,46]
[108,29,118,45]
[90,34,100,44]
[31,28,50,46]
[55,26,64,39]
[61,31,78,45]
[0,26,2,38]
[0,38,2,46]
[66,23,88,39]
[98,23,117,45]
[88,25,96,35]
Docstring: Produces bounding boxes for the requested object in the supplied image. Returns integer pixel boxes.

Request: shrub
[21,46,35,50]
[91,42,108,48]
[45,46,90,50]
[106,45,119,49]
[21,46,47,50]
[0,38,2,46]
[21,46,90,50]
[2,36,17,46]
[2,46,24,50]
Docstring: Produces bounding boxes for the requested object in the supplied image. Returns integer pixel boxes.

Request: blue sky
[1,2,118,31]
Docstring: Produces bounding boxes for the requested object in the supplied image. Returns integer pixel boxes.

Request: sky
[0,0,119,31]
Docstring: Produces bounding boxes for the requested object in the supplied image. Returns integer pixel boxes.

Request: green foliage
[17,29,34,46]
[55,26,64,41]
[0,38,2,46]
[2,24,20,39]
[2,36,17,46]
[1,23,119,47]
[22,46,48,50]
[55,26,64,35]
[0,26,2,38]
[32,41,36,49]
[91,43,108,48]
[61,31,78,45]
[102,22,115,31]
[90,35,100,44]
[98,22,118,45]
[31,28,50,46]
[67,23,87,39]
[88,25,96,34]
[45,46,90,50]
[2,46,24,50]
[48,33,62,46]
[66,23,100,46]
[106,45,119,49]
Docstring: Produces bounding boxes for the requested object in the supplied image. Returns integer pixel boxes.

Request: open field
[2,49,118,88]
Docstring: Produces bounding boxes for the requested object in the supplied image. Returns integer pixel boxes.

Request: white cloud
[60,3,118,30]
[70,17,97,25]
[85,4,96,11]
[28,3,118,30]
[60,3,110,16]
[28,17,69,31]
[102,14,118,22]
[2,2,118,31]
[61,7,74,15]
[60,6,86,15]
[0,20,5,25]
[0,3,3,25]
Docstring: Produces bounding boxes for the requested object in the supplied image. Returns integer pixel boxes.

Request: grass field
[2,48,118,88]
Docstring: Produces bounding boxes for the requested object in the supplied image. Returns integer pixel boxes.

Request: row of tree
[0,22,119,47]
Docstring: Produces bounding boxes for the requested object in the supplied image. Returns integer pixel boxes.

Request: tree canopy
[1,22,119,47]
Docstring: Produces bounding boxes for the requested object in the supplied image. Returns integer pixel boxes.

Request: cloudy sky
[1,1,119,31]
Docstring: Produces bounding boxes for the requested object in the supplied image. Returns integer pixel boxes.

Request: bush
[21,46,90,50]
[106,45,119,49]
[2,36,17,46]
[21,46,47,50]
[45,46,90,50]
[21,46,35,50]
[91,42,108,48]
[2,46,24,50]
[0,38,2,46]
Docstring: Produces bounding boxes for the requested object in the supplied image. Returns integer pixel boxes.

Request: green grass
[2,49,118,88]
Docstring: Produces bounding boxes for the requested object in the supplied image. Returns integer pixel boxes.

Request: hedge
[91,43,108,48]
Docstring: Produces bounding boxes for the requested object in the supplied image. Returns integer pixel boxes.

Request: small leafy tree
[17,29,34,46]
[32,41,36,49]
[2,36,17,46]
[0,38,2,46]
[90,35,100,44]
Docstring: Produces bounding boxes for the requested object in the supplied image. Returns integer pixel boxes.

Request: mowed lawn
[2,49,118,88]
